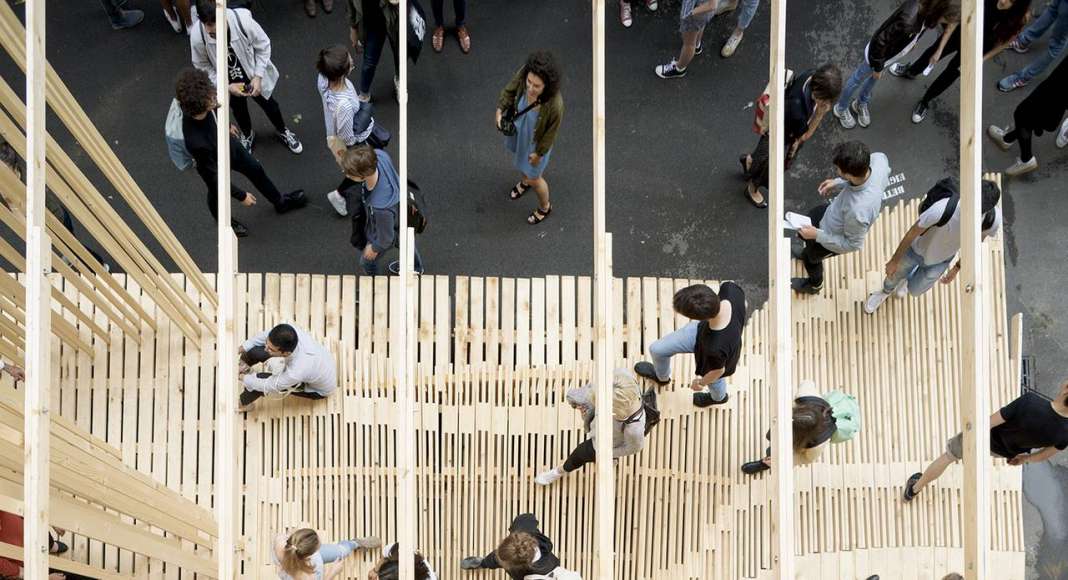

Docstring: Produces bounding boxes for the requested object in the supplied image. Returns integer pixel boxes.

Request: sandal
[743,183,767,209]
[509,182,529,200]
[457,26,471,54]
[432,26,444,53]
[527,204,552,225]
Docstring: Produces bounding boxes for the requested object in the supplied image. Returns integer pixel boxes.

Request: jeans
[649,321,729,401]
[799,204,838,287]
[881,246,953,296]
[1014,0,1068,83]
[359,239,424,275]
[736,0,760,30]
[231,94,287,136]
[319,540,359,563]
[836,57,878,110]
[432,0,467,27]
[359,1,399,96]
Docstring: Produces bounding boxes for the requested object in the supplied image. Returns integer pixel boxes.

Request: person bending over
[237,323,337,411]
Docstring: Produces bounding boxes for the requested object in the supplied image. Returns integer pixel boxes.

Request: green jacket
[497,69,564,157]
[347,0,399,47]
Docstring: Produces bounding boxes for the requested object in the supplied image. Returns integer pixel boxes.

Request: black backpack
[408,180,428,234]
[621,389,660,435]
[918,177,998,230]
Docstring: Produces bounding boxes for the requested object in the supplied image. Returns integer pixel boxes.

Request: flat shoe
[432,26,444,53]
[743,185,767,209]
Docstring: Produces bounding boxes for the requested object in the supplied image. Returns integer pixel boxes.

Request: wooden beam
[398,6,415,576]
[0,541,137,580]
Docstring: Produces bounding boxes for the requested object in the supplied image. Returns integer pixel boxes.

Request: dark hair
[673,284,721,320]
[375,544,431,580]
[809,64,843,102]
[989,0,1032,47]
[832,141,871,178]
[175,68,215,116]
[521,51,562,102]
[942,574,964,580]
[317,45,352,81]
[919,0,961,27]
[980,179,1001,211]
[268,324,299,353]
[339,145,378,178]
[495,532,538,574]
[793,399,835,452]
[195,0,216,24]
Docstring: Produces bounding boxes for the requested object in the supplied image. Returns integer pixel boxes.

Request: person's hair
[339,145,379,178]
[673,284,721,320]
[374,544,431,580]
[196,0,217,24]
[989,0,1032,48]
[809,64,843,102]
[521,51,562,102]
[175,68,215,116]
[793,399,835,452]
[980,179,1001,211]
[317,45,352,81]
[591,369,643,421]
[281,529,320,577]
[268,324,299,353]
[942,574,964,580]
[495,531,539,573]
[832,141,871,178]
[919,0,961,27]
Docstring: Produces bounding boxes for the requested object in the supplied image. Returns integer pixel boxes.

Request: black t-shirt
[693,281,747,379]
[227,38,249,84]
[990,392,1068,458]
[784,69,816,144]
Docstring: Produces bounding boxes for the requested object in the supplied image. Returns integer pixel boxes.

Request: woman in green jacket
[495,51,564,225]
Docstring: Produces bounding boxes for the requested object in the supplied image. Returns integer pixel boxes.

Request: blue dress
[504,93,553,179]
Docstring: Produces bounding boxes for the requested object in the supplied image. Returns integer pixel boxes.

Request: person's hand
[249,77,263,97]
[940,265,960,285]
[228,82,247,97]
[690,379,704,392]
[1008,454,1029,465]
[528,152,542,166]
[798,225,818,241]
[229,123,241,137]
[362,245,379,261]
[241,192,257,207]
[495,109,503,130]
[885,258,900,278]
[349,27,362,51]
[817,178,838,197]
[52,526,66,536]
[3,364,25,383]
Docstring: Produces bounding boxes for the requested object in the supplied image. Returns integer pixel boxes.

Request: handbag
[498,99,539,137]
[753,68,795,135]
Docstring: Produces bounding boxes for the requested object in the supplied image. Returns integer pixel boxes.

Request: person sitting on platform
[273,528,381,580]
[534,368,647,486]
[237,323,337,411]
[633,282,747,408]
[368,543,436,580]
[459,513,561,579]
[0,509,93,579]
[0,359,24,383]
[903,379,1068,502]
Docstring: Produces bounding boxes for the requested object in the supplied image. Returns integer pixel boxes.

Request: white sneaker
[1057,118,1068,149]
[987,125,1011,151]
[535,468,564,486]
[163,8,182,33]
[326,190,348,216]
[834,103,856,129]
[721,29,744,58]
[852,100,871,128]
[864,291,890,314]
[894,280,908,299]
[1005,156,1038,176]
[645,0,658,11]
[355,536,382,549]
[620,1,633,27]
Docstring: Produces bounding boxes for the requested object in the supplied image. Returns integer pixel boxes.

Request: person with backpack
[237,323,337,411]
[740,380,861,474]
[741,64,842,208]
[272,528,381,579]
[633,282,747,408]
[864,178,1002,314]
[904,378,1068,502]
[459,514,563,580]
[995,0,1068,92]
[791,141,889,295]
[367,543,436,579]
[987,53,1068,175]
[833,0,960,129]
[189,0,303,156]
[534,368,651,486]
[175,68,307,237]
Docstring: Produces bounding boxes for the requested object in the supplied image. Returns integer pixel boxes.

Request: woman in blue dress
[495,51,564,225]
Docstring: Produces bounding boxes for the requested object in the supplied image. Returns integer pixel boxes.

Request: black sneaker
[790,277,823,295]
[654,59,687,79]
[633,361,670,386]
[887,62,917,79]
[275,189,308,214]
[694,41,703,56]
[693,391,729,408]
[278,129,303,154]
[741,460,770,475]
[230,219,249,238]
[903,472,922,502]
[911,100,928,124]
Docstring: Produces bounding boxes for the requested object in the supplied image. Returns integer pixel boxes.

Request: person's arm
[497,69,524,113]
[798,103,830,144]
[929,22,959,65]
[369,206,397,255]
[478,551,501,569]
[324,560,346,579]
[691,367,725,392]
[242,12,273,83]
[241,329,270,354]
[816,211,870,254]
[242,365,304,394]
[884,222,926,277]
[189,32,215,85]
[1012,446,1060,464]
[336,101,358,146]
[989,410,1006,430]
[534,99,564,157]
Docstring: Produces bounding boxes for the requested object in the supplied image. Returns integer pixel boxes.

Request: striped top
[317,73,372,146]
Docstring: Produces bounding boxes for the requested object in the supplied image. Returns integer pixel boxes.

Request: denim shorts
[680,0,715,32]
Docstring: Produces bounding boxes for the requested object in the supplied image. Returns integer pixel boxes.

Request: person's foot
[986,125,1011,151]
[743,183,767,208]
[354,536,381,549]
[460,556,484,570]
[1005,156,1038,176]
[432,26,445,52]
[535,467,565,486]
[163,8,182,33]
[693,391,729,408]
[721,29,744,58]
[111,9,145,30]
[694,40,703,56]
[387,261,426,275]
[997,74,1028,93]
[49,539,69,555]
[741,460,770,475]
[851,100,871,128]
[321,0,334,13]
[791,277,823,295]
[326,190,348,216]
[231,219,249,238]
[240,130,255,154]
[864,290,890,314]
[304,0,317,17]
[716,0,739,14]
[887,62,916,79]
[833,103,856,129]
[620,1,633,27]
[278,129,303,154]
[276,190,308,214]
[645,0,658,10]
[1008,37,1029,53]
[357,92,371,103]
[1057,118,1068,149]
[903,472,923,502]
[894,279,907,299]
[456,25,471,54]
[911,100,928,124]
[633,361,670,386]
[655,59,687,79]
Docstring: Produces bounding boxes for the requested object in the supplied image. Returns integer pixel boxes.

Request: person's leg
[911,452,958,494]
[1016,127,1034,161]
[1017,0,1059,48]
[881,250,921,294]
[231,95,253,137]
[677,29,703,69]
[230,144,284,207]
[252,95,288,133]
[562,439,597,472]
[358,10,387,96]
[856,63,880,105]
[920,56,962,105]
[318,541,358,563]
[523,174,550,214]
[197,166,222,220]
[648,321,700,381]
[100,0,124,24]
[906,257,953,296]
[736,0,759,30]
[1014,1,1068,83]
[453,0,467,26]
[239,388,265,407]
[705,376,728,402]
[431,0,445,26]
[291,391,327,399]
[835,59,870,111]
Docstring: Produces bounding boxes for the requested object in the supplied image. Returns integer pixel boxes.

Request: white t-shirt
[911,199,1002,265]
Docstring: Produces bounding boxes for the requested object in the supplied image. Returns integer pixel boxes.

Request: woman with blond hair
[272,528,380,579]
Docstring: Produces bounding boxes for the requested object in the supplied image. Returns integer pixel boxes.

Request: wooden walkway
[34,199,1024,579]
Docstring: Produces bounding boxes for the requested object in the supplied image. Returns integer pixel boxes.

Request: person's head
[281,529,320,577]
[195,0,218,33]
[368,544,431,580]
[520,51,561,103]
[317,45,354,82]
[809,64,843,105]
[495,531,539,573]
[587,369,643,421]
[793,398,835,452]
[672,284,721,320]
[990,0,1031,45]
[266,324,299,357]
[338,145,379,182]
[942,574,964,580]
[920,0,961,27]
[832,141,871,182]
[175,68,217,117]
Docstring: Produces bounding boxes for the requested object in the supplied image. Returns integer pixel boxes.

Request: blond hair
[589,368,643,421]
[281,528,320,576]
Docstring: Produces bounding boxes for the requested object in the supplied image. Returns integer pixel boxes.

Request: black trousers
[747,133,800,190]
[238,346,327,406]
[562,439,597,472]
[906,28,963,105]
[231,94,287,136]
[1004,127,1034,162]
[800,203,838,287]
[197,140,285,220]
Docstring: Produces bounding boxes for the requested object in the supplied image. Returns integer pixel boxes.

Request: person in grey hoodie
[791,140,889,295]
[534,368,647,486]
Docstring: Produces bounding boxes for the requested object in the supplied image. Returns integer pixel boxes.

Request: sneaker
[741,460,770,475]
[694,41,703,56]
[986,125,1012,151]
[894,279,908,299]
[791,277,823,295]
[633,361,670,386]
[911,100,929,124]
[387,261,426,275]
[1005,156,1038,176]
[163,8,182,33]
[693,391,729,408]
[645,0,658,10]
[535,467,565,486]
[1008,37,1029,53]
[721,29,744,58]
[620,1,633,27]
[275,190,308,214]
[111,9,145,30]
[887,62,915,78]
[716,0,739,14]
[654,59,687,79]
[1057,118,1068,149]
[997,74,1028,93]
[278,129,303,154]
[864,291,890,314]
[326,190,348,216]
[230,219,249,238]
[851,100,871,128]
[240,130,255,154]
[460,557,484,570]
[833,103,856,129]
[903,472,923,502]
[354,537,382,549]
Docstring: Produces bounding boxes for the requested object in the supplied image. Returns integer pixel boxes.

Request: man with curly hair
[459,513,561,579]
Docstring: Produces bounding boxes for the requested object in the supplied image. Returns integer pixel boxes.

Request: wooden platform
[32,198,1023,579]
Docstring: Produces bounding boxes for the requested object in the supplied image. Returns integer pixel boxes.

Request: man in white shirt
[865,178,1002,314]
[238,323,337,411]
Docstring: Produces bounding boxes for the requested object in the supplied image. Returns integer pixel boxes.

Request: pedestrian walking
[348,0,400,102]
[272,528,380,579]
[791,141,889,295]
[633,282,747,408]
[496,51,564,225]
[619,0,657,29]
[459,514,561,580]
[987,54,1068,175]
[190,0,304,156]
[716,0,762,58]
[237,323,338,411]
[370,543,437,580]
[864,178,1002,314]
[653,0,721,78]
[430,0,470,54]
[833,0,960,129]
[997,0,1068,91]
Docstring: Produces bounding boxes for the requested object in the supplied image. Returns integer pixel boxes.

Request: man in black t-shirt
[903,379,1068,502]
[634,282,747,408]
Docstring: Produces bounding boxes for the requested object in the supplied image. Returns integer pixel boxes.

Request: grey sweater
[566,384,646,458]
[815,152,889,255]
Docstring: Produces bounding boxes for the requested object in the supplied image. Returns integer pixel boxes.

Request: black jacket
[867,0,927,72]
[480,514,560,579]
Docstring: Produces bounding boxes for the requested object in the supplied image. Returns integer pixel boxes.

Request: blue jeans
[881,247,953,296]
[360,241,424,275]
[358,3,399,96]
[836,58,878,110]
[648,321,729,402]
[736,0,760,30]
[1013,0,1068,83]
[319,541,358,563]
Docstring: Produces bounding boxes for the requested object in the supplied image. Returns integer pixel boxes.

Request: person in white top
[368,543,437,580]
[238,323,337,411]
[865,179,1002,314]
[273,528,380,580]
[0,360,24,383]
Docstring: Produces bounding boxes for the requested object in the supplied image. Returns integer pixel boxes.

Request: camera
[498,109,518,137]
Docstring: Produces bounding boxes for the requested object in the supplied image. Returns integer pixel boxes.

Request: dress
[680,0,715,32]
[505,93,553,179]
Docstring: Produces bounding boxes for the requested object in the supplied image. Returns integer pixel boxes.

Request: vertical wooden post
[22,0,51,575]
[767,0,794,578]
[215,0,238,577]
[959,0,989,577]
